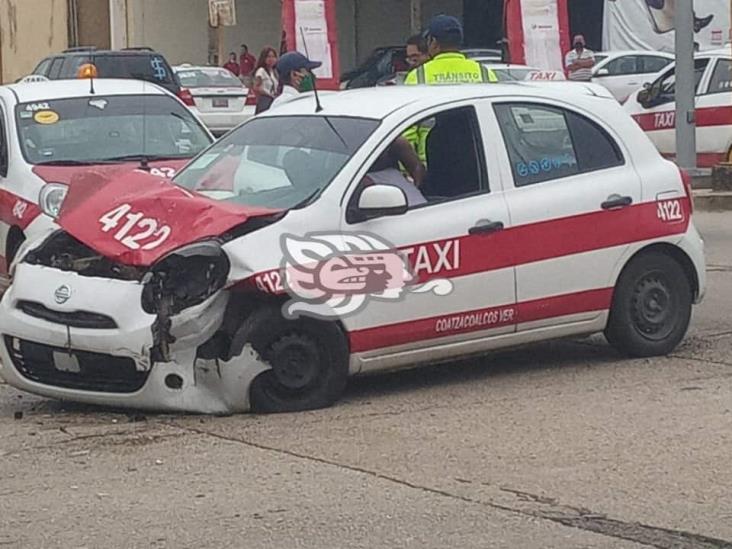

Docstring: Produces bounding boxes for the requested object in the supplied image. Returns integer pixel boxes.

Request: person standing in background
[564,35,595,81]
[404,15,497,85]
[405,34,430,70]
[239,44,257,86]
[223,52,240,76]
[253,47,279,114]
[270,51,322,110]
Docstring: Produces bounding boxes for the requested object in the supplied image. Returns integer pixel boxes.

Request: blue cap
[424,15,464,43]
[276,51,322,77]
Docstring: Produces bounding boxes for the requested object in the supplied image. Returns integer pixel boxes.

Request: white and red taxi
[0,83,705,414]
[0,78,213,285]
[624,48,732,167]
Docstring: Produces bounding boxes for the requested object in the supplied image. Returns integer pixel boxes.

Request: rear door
[696,57,732,165]
[492,100,640,332]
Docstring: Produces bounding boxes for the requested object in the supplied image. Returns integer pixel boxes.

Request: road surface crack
[176,424,732,548]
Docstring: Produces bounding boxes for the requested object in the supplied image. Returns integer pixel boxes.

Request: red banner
[281,0,340,90]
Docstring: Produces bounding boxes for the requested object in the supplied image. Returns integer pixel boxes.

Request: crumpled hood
[32,159,189,186]
[57,170,279,267]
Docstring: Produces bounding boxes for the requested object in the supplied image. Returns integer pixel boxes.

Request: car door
[341,103,516,366]
[491,100,640,333]
[593,55,641,101]
[696,57,732,166]
[630,58,711,158]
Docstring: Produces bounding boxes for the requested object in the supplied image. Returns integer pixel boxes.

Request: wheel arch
[222,290,353,358]
[614,242,699,301]
[5,226,25,267]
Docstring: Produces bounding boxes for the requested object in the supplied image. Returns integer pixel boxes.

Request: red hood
[32,159,189,186]
[57,170,280,266]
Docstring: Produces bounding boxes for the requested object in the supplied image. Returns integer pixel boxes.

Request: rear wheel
[605,252,692,357]
[230,305,349,413]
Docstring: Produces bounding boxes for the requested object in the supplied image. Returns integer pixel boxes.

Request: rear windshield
[68,54,176,87]
[176,68,243,88]
[15,94,212,165]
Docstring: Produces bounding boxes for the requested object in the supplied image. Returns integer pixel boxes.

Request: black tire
[605,252,692,357]
[229,304,349,413]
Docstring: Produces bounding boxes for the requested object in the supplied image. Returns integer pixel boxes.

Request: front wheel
[605,252,692,357]
[230,305,349,413]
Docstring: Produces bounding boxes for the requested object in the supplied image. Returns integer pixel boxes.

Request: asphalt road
[1,212,731,549]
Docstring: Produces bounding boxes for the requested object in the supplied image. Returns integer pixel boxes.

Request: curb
[693,189,732,212]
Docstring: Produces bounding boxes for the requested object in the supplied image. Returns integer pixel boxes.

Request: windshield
[174,115,380,209]
[16,95,212,165]
[176,68,243,88]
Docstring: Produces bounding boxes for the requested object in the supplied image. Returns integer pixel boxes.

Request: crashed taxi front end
[0,171,279,414]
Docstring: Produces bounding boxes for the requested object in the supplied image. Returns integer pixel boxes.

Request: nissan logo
[54,285,72,304]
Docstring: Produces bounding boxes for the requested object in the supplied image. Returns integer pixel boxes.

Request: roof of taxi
[264,81,616,120]
[0,78,170,104]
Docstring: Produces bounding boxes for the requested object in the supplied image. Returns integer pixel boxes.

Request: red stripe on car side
[0,189,42,231]
[632,105,732,132]
[233,199,690,293]
[348,288,614,353]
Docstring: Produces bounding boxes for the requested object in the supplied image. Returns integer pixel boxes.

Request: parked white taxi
[624,48,732,167]
[0,78,213,288]
[0,83,705,414]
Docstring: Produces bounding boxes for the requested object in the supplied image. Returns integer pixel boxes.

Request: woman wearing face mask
[270,51,322,110]
[253,46,279,114]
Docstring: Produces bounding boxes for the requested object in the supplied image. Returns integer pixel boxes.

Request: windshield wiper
[105,154,184,162]
[35,159,116,166]
[291,189,322,210]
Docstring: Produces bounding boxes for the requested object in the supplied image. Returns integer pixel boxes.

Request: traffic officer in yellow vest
[405,15,498,86]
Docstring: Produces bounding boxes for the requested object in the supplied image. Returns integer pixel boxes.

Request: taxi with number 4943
[0,78,213,288]
[0,82,705,414]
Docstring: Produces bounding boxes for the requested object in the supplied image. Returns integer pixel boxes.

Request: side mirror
[357,184,408,219]
[643,82,652,90]
[596,68,609,77]
[637,89,650,104]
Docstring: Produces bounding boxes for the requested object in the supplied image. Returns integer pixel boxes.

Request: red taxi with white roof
[0,82,705,414]
[0,78,213,286]
[624,48,732,166]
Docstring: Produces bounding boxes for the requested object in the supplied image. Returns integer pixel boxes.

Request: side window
[707,59,731,95]
[653,59,709,103]
[494,103,623,187]
[33,58,52,76]
[641,56,671,74]
[605,56,638,76]
[348,106,487,219]
[48,58,64,79]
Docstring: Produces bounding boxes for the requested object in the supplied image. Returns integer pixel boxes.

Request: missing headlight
[141,241,230,316]
[143,241,230,363]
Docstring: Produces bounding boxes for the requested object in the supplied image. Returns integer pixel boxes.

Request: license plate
[53,351,81,373]
[212,98,229,108]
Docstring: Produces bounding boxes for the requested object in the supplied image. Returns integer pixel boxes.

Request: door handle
[601,195,633,210]
[469,220,505,235]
